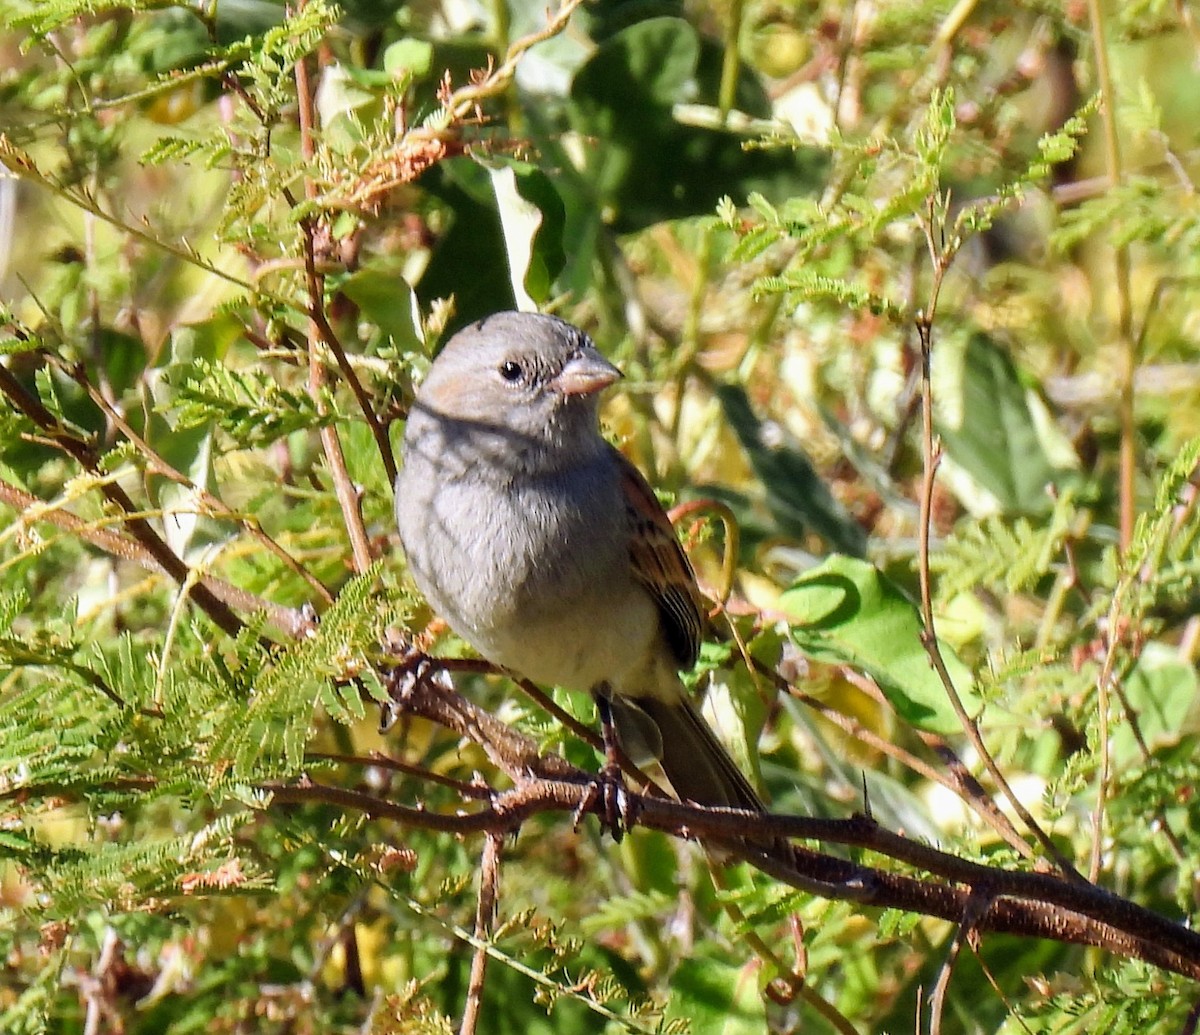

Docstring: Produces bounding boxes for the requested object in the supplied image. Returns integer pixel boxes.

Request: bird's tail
[611,693,764,813]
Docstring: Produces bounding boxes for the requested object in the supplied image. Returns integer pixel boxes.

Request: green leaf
[482,158,566,309]
[1111,643,1199,768]
[937,332,1068,513]
[339,264,423,351]
[666,956,767,1034]
[717,383,867,557]
[417,159,519,328]
[383,38,434,81]
[90,328,147,402]
[567,17,824,230]
[778,555,980,734]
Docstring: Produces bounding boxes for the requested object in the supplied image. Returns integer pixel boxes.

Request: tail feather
[616,694,764,813]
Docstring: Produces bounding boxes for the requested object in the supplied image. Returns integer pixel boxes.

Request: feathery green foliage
[3,0,1200,1032]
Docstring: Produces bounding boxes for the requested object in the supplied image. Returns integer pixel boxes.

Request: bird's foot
[573,762,639,843]
[379,641,448,732]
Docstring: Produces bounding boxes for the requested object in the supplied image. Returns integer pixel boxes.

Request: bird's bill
[554,350,622,396]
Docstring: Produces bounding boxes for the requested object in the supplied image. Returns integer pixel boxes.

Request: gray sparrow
[395,311,762,813]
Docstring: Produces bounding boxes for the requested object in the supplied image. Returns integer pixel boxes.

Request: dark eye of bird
[499,360,523,383]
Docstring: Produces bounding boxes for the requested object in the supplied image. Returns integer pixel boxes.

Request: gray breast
[396,414,627,657]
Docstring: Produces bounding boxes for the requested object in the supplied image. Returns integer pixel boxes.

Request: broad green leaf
[90,328,147,403]
[417,159,518,328]
[314,62,376,132]
[1111,643,1199,768]
[666,956,767,1034]
[158,316,242,369]
[482,158,566,310]
[568,17,825,230]
[339,264,423,351]
[382,38,434,80]
[778,555,980,734]
[700,667,769,793]
[937,332,1070,514]
[718,383,868,557]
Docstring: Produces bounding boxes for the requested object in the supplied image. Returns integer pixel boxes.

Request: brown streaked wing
[611,445,705,669]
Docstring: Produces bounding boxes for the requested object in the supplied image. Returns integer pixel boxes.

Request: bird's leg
[379,636,445,732]
[574,686,632,842]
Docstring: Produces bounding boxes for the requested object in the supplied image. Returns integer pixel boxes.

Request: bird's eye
[498,360,523,383]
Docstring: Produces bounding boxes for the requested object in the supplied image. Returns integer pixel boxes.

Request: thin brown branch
[308,750,493,799]
[1084,0,1133,876]
[515,677,604,753]
[0,477,313,638]
[308,303,398,486]
[53,355,334,606]
[424,657,657,788]
[715,866,861,1034]
[294,49,375,575]
[913,219,1080,882]
[264,780,510,834]
[442,0,586,121]
[967,938,1036,1035]
[460,833,502,1035]
[1085,0,1136,552]
[929,891,988,1035]
[1090,594,1122,882]
[1181,995,1200,1035]
[0,363,244,639]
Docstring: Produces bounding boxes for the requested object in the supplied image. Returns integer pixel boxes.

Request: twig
[442,0,586,121]
[711,867,861,1034]
[293,48,375,575]
[932,0,980,49]
[308,303,397,485]
[459,833,502,1035]
[1085,0,1136,552]
[913,208,1081,881]
[928,891,988,1035]
[401,888,654,1031]
[0,477,311,637]
[308,750,494,799]
[418,656,655,785]
[967,936,1037,1035]
[514,677,604,753]
[1089,590,1124,882]
[1181,994,1200,1035]
[717,0,744,120]
[0,363,244,638]
[669,497,740,606]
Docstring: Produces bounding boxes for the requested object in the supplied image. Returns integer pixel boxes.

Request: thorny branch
[261,664,1200,984]
[0,360,245,639]
[460,833,503,1035]
[914,200,1081,882]
[294,47,376,576]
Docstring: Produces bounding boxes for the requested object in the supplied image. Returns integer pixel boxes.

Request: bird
[394,310,764,817]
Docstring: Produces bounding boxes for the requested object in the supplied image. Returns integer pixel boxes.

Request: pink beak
[554,349,622,396]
